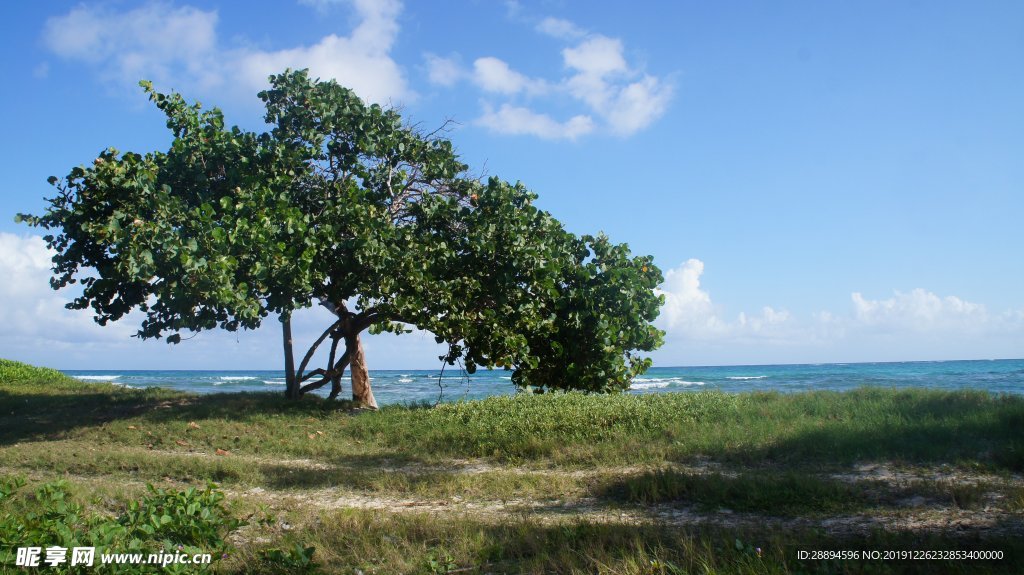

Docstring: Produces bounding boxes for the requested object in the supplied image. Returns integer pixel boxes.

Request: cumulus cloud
[42,0,409,105]
[600,75,674,135]
[652,258,1024,364]
[434,14,671,139]
[657,259,718,332]
[477,103,594,140]
[561,35,673,135]
[235,0,407,105]
[656,259,795,342]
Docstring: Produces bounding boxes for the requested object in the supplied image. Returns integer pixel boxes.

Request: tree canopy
[19,70,664,404]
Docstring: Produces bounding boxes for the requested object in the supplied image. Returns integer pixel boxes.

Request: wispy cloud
[535,17,586,40]
[43,3,221,92]
[423,53,464,87]
[472,57,548,96]
[427,13,673,139]
[477,103,594,140]
[42,0,410,105]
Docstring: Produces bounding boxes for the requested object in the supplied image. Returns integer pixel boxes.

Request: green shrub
[0,477,243,574]
[257,544,319,574]
[0,358,77,386]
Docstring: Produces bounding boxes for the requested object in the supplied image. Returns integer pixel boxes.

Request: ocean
[63,359,1024,406]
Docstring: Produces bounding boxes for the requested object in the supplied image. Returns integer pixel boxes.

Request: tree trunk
[348,333,377,408]
[327,333,344,400]
[282,315,299,400]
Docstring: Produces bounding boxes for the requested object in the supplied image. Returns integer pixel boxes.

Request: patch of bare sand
[231,485,1024,537]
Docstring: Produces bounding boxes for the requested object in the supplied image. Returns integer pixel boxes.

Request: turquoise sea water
[63,359,1024,406]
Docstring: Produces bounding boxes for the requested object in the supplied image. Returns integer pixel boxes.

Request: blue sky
[1,0,1022,370]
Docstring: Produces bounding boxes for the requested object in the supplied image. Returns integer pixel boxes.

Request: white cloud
[601,75,674,135]
[656,259,794,341]
[851,289,990,333]
[657,259,719,332]
[536,17,586,40]
[461,19,672,139]
[0,234,137,348]
[562,35,673,135]
[471,57,547,96]
[43,3,220,91]
[652,258,1024,365]
[477,103,594,140]
[42,0,409,105]
[4,234,1020,369]
[562,35,628,77]
[424,53,464,87]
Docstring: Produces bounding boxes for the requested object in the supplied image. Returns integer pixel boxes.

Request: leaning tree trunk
[282,315,300,400]
[348,333,377,408]
[293,299,381,407]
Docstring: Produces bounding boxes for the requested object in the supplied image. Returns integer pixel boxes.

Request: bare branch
[299,348,351,394]
[295,318,344,383]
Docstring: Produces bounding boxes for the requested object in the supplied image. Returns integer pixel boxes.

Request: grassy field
[2,358,1023,573]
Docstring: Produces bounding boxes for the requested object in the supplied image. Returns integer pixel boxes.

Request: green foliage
[258,544,319,574]
[425,548,458,573]
[0,478,242,574]
[120,484,244,548]
[509,233,664,392]
[19,69,662,393]
[0,358,78,386]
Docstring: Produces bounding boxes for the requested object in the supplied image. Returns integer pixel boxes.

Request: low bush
[0,476,243,573]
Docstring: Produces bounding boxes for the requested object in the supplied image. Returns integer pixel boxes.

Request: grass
[3,358,1023,573]
[4,366,1023,471]
[226,508,1024,575]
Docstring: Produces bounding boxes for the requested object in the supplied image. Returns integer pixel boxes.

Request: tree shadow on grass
[0,387,362,446]
[708,392,1024,472]
[312,506,1024,574]
[594,467,1024,520]
[257,462,450,491]
[743,416,1023,473]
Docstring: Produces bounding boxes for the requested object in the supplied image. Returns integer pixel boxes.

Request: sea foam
[631,381,671,390]
[631,378,705,389]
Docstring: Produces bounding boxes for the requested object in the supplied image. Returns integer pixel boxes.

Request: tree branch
[299,349,351,394]
[295,318,344,384]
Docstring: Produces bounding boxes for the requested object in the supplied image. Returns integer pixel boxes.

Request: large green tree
[19,70,663,405]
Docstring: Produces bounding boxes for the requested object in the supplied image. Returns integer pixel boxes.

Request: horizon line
[55,357,1024,372]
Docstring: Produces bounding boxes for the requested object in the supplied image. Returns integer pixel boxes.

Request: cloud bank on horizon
[3,233,1021,369]
[652,258,1024,365]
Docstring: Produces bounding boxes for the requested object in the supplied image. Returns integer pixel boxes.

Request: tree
[19,70,664,404]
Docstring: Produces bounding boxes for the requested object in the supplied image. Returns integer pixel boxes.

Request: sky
[0,0,1022,370]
